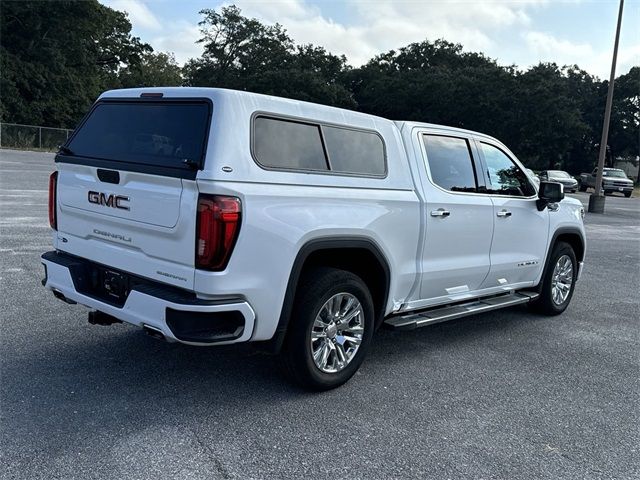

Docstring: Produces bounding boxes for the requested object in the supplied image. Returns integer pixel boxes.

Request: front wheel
[624,191,632,198]
[578,183,587,192]
[530,241,577,315]
[280,267,375,391]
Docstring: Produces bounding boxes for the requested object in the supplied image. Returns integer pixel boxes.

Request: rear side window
[252,116,386,177]
[323,126,386,175]
[253,117,328,170]
[422,135,478,192]
[67,101,210,169]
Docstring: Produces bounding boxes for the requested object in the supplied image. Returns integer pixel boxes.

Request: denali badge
[88,191,130,211]
[93,229,132,243]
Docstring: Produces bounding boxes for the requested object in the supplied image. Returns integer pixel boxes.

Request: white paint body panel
[45,87,586,345]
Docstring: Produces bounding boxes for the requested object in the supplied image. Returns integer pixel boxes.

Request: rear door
[417,133,494,302]
[55,98,212,290]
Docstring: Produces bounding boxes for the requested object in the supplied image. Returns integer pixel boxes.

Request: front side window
[480,142,535,197]
[422,135,478,192]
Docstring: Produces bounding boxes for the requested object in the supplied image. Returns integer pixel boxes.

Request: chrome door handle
[497,209,512,217]
[430,209,450,217]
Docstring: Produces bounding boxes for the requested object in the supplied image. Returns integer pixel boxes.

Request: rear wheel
[530,241,577,315]
[280,267,374,391]
[578,183,587,192]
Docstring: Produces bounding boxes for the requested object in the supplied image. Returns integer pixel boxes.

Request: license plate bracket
[101,269,129,303]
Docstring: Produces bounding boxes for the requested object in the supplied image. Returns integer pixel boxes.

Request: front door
[475,140,549,289]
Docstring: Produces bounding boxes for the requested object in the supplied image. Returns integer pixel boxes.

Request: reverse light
[48,171,58,230]
[195,195,241,271]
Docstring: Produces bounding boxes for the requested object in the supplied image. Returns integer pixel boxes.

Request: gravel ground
[1,149,638,480]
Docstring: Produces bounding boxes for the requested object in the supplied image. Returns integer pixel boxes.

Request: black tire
[279,267,375,391]
[578,183,587,192]
[530,241,577,315]
[624,191,632,198]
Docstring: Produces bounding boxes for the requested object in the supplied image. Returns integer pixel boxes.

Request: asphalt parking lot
[1,148,638,480]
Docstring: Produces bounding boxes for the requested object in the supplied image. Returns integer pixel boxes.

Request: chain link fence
[0,122,73,152]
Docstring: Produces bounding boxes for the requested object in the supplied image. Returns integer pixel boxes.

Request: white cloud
[523,30,639,78]
[584,44,640,79]
[151,21,203,64]
[525,31,594,59]
[232,0,547,65]
[106,0,162,31]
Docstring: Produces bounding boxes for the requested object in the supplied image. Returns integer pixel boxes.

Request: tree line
[1,1,638,173]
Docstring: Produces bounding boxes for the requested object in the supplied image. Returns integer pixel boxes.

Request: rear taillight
[195,195,241,271]
[48,171,58,230]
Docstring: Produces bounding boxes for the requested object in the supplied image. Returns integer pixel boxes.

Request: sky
[100,0,640,79]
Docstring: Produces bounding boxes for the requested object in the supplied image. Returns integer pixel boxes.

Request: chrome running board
[384,291,539,330]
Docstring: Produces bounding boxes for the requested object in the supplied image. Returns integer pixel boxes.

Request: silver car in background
[538,170,578,193]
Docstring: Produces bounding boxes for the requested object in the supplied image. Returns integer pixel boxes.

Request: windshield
[67,100,211,169]
[602,170,628,178]
[548,170,571,178]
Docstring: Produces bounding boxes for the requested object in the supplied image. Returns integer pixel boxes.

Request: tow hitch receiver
[88,310,122,326]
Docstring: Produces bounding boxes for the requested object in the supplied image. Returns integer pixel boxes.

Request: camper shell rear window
[61,99,211,177]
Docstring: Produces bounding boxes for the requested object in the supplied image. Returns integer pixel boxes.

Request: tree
[347,40,520,142]
[118,52,183,88]
[184,6,354,108]
[608,66,640,160]
[509,64,590,170]
[0,0,150,128]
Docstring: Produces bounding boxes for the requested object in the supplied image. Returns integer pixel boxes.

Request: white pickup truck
[42,88,586,390]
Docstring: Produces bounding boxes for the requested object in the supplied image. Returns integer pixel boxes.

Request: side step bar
[384,291,539,330]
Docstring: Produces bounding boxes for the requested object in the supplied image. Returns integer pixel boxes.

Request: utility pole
[588,0,625,213]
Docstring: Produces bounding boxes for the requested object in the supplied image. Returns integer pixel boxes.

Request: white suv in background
[43,88,586,390]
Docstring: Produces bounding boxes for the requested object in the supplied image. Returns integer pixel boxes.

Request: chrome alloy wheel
[551,254,573,305]
[310,293,365,374]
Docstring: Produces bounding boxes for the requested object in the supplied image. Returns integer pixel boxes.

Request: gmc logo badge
[88,191,130,211]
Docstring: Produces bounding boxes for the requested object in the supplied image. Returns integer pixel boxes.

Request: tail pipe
[142,324,166,341]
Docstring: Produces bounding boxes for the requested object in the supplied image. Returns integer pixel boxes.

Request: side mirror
[537,181,564,211]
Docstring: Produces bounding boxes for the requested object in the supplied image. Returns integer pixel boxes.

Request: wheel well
[556,233,584,262]
[300,248,389,326]
[268,240,391,353]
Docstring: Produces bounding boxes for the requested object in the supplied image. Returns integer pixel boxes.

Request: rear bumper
[41,251,255,346]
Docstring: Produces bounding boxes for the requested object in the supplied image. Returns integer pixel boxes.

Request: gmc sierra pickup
[42,88,586,390]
